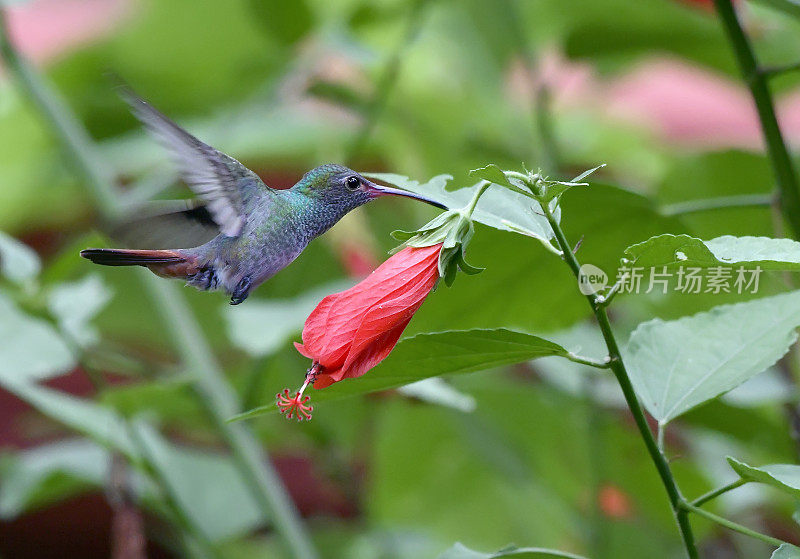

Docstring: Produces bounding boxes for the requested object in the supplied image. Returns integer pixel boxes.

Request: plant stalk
[691,479,747,508]
[713,0,800,238]
[660,194,774,217]
[464,181,491,217]
[0,12,317,559]
[565,353,611,369]
[540,202,698,558]
[761,61,800,79]
[681,500,786,548]
[345,0,431,162]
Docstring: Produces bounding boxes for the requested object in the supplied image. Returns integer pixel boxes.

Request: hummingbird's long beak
[365,181,448,210]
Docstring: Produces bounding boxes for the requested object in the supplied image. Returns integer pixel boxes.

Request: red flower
[294,243,442,389]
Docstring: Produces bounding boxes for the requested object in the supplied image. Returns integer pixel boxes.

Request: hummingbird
[80,88,445,305]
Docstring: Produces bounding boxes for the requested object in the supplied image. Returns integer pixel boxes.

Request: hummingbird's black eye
[345,176,360,191]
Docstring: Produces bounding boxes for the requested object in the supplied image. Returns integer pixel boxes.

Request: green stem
[143,281,316,558]
[660,194,774,217]
[691,479,747,508]
[463,181,491,218]
[715,0,800,472]
[345,0,431,162]
[60,331,217,559]
[583,375,609,557]
[534,85,561,175]
[540,202,698,558]
[681,500,786,547]
[505,0,561,173]
[129,423,219,559]
[713,0,800,238]
[0,15,120,220]
[0,12,317,559]
[565,352,611,369]
[761,61,800,79]
[596,278,623,307]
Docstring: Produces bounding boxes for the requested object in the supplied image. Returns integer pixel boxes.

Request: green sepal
[456,250,484,275]
[539,181,581,204]
[570,163,606,183]
[536,164,606,203]
[443,255,458,286]
[470,163,606,205]
[469,164,535,199]
[390,229,417,242]
[437,242,483,287]
[392,186,485,287]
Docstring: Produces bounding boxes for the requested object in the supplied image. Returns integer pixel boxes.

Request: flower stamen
[276,363,321,421]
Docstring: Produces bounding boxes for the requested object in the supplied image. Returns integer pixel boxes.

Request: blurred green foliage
[4,0,800,558]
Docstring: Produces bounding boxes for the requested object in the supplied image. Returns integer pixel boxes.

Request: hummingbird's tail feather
[80,248,185,266]
[80,247,225,292]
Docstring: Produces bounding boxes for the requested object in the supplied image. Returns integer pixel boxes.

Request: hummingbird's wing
[112,200,221,249]
[119,87,273,237]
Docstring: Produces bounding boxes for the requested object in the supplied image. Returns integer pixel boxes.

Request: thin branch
[657,423,666,454]
[565,352,612,369]
[108,455,147,559]
[660,194,774,217]
[761,61,800,79]
[539,200,698,558]
[0,14,121,220]
[596,278,624,307]
[506,0,561,173]
[128,423,219,559]
[0,11,317,559]
[714,0,800,475]
[681,500,787,548]
[690,479,748,508]
[58,327,216,559]
[713,0,800,238]
[345,0,431,163]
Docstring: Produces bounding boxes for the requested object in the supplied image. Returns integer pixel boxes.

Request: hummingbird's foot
[188,268,219,291]
[230,276,252,305]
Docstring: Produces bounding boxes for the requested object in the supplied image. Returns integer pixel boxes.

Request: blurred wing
[119,86,271,237]
[112,200,221,249]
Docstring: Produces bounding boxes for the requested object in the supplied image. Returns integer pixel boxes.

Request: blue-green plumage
[80,91,445,305]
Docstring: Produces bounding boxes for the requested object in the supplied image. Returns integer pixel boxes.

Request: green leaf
[0,293,75,382]
[562,0,733,75]
[626,290,800,424]
[231,328,569,421]
[0,439,110,518]
[772,543,800,559]
[247,0,314,46]
[396,378,476,413]
[469,164,533,197]
[0,376,137,458]
[412,184,684,335]
[100,378,198,422]
[438,542,589,559]
[624,234,800,270]
[0,230,40,284]
[224,281,351,357]
[727,456,800,500]
[752,0,800,21]
[47,274,112,347]
[365,173,559,252]
[657,150,773,239]
[130,419,264,541]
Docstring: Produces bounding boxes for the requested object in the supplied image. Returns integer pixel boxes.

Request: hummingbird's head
[294,164,447,214]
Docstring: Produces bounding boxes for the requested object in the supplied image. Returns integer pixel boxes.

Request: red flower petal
[296,244,442,388]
